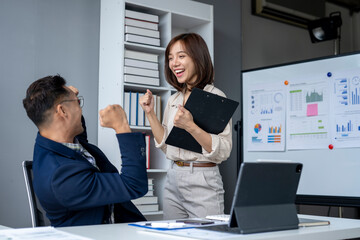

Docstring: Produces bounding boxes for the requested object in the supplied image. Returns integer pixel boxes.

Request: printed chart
[331,70,360,148]
[287,80,330,150]
[247,85,285,151]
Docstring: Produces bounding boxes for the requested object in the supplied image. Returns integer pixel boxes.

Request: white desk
[0,225,10,230]
[58,215,360,240]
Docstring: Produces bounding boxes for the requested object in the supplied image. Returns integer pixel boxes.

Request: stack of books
[124,49,160,86]
[124,9,160,46]
[132,178,159,212]
[123,91,161,127]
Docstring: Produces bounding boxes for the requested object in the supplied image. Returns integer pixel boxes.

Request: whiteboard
[242,52,360,206]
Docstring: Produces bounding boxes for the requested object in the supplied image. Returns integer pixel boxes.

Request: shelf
[124,83,172,93]
[99,0,213,220]
[125,42,166,54]
[147,169,167,173]
[130,125,152,131]
[172,12,211,29]
[142,210,164,216]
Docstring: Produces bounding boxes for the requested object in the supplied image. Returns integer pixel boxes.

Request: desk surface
[57,215,360,240]
[0,225,10,230]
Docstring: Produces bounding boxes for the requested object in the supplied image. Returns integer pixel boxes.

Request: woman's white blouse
[155,84,233,164]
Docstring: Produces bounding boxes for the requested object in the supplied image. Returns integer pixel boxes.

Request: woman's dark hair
[23,75,69,127]
[164,33,214,91]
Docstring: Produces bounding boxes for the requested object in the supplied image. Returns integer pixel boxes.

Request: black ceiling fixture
[307,12,342,54]
[308,12,342,43]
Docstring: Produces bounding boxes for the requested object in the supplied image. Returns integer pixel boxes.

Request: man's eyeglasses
[60,96,84,108]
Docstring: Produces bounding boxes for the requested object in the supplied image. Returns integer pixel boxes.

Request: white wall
[0,0,100,228]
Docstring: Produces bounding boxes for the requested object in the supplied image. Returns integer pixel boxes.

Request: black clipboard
[165,88,239,153]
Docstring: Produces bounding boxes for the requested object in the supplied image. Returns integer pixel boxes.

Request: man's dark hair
[23,75,69,127]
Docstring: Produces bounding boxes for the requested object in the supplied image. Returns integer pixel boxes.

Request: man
[23,75,148,227]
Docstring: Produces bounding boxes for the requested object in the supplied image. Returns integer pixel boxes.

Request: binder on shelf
[130,92,137,126]
[125,17,158,31]
[125,49,158,63]
[165,88,239,153]
[125,9,159,23]
[132,196,158,205]
[125,25,160,39]
[124,74,160,86]
[124,66,159,78]
[124,92,130,123]
[125,33,160,47]
[145,135,150,168]
[125,91,158,127]
[124,58,158,70]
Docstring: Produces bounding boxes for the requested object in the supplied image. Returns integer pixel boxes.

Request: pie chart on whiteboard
[254,123,262,134]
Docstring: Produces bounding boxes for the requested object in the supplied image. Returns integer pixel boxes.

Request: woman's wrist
[186,122,199,134]
[146,110,157,120]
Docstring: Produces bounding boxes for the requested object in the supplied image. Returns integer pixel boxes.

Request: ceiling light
[308,12,342,43]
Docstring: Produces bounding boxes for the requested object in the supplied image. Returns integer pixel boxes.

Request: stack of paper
[132,179,159,212]
[0,227,91,240]
[124,50,160,86]
[124,9,160,46]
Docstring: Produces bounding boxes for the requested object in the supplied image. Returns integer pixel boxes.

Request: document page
[0,227,92,240]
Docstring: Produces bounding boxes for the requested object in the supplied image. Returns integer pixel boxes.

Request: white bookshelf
[98,0,213,219]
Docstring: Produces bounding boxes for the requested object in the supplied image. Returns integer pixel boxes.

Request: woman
[139,33,232,219]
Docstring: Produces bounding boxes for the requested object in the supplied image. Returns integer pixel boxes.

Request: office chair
[22,160,50,227]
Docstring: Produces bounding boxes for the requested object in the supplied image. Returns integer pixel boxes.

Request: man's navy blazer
[32,131,148,227]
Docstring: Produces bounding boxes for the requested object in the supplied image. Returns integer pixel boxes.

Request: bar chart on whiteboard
[247,83,285,151]
[331,69,360,148]
[286,79,330,150]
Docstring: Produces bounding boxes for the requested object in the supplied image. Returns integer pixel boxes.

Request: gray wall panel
[194,0,242,214]
[0,0,100,228]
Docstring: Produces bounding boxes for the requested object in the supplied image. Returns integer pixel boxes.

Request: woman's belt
[174,161,216,167]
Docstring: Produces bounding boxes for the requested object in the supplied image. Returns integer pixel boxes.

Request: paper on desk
[130,219,227,232]
[129,221,195,231]
[142,228,236,240]
[0,226,92,240]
